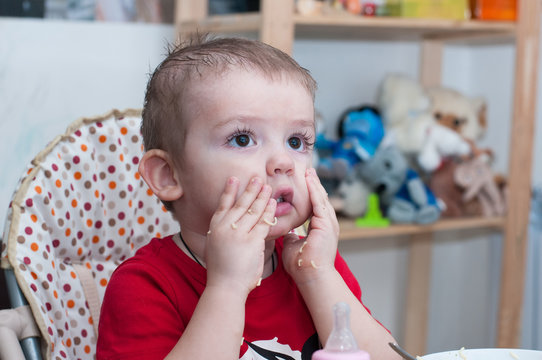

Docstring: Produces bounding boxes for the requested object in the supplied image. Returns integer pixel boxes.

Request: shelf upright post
[497,0,541,348]
[401,37,445,356]
[174,0,208,44]
[260,0,296,55]
[403,232,433,356]
[420,39,444,88]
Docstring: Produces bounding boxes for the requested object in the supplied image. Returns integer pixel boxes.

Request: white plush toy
[377,73,434,154]
[417,123,471,172]
[426,86,487,142]
[376,73,472,173]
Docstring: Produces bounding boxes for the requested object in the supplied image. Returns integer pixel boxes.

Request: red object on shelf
[473,0,517,21]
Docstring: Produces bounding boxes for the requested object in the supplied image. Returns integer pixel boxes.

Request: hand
[205,176,277,297]
[282,168,340,284]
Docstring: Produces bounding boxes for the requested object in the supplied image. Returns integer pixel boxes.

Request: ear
[138,149,183,202]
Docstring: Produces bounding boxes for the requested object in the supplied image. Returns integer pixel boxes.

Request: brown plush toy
[429,158,483,218]
[454,155,506,217]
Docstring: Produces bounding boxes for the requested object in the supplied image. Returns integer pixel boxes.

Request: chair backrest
[1,109,179,360]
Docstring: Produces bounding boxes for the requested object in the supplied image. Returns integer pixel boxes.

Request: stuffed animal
[316,106,385,180]
[426,86,487,142]
[328,167,371,218]
[454,155,506,217]
[357,141,441,224]
[429,158,484,218]
[376,74,472,173]
[376,73,432,154]
[417,122,472,173]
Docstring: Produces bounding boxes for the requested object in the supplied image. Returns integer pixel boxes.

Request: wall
[0,18,174,227]
[1,16,541,353]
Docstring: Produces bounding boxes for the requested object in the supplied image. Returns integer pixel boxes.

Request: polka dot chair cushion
[1,109,179,360]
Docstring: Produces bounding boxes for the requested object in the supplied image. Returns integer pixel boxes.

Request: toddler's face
[175,69,315,239]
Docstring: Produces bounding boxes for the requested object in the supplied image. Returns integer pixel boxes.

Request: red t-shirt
[97,235,369,360]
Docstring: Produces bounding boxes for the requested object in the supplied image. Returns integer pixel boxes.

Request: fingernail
[251,177,262,185]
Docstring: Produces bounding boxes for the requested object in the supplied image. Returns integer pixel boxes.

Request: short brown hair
[141,36,317,210]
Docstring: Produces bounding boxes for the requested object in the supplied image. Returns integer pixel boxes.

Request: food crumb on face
[299,241,307,253]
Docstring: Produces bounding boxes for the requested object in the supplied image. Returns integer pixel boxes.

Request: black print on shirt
[243,332,319,360]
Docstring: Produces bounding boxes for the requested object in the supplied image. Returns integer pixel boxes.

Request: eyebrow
[213,116,315,130]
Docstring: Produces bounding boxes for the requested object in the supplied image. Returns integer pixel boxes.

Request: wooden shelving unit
[175,0,540,355]
[179,12,516,39]
[338,216,505,241]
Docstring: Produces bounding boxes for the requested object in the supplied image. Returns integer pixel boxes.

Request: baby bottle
[312,302,370,360]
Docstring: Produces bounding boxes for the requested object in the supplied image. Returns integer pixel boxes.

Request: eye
[227,128,255,148]
[287,131,314,152]
[288,136,303,150]
[233,134,252,147]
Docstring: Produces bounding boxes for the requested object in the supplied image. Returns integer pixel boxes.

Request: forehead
[181,68,314,126]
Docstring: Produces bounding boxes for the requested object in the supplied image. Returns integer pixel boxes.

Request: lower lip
[275,201,293,217]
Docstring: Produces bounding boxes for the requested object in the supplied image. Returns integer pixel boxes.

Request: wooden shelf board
[338,216,505,241]
[177,13,516,42]
[294,15,516,41]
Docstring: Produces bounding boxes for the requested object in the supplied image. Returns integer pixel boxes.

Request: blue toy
[316,106,385,180]
[356,143,441,224]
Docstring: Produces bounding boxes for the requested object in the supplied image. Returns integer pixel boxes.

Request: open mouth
[273,188,293,204]
[273,187,294,217]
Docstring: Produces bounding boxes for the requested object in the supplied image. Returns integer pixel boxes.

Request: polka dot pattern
[1,109,179,360]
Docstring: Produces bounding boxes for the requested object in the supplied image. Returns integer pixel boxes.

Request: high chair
[0,109,179,360]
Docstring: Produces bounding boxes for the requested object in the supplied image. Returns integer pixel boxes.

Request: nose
[266,149,295,176]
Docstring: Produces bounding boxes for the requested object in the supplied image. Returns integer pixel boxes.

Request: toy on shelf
[454,154,506,217]
[328,168,372,218]
[377,73,472,173]
[355,193,391,227]
[427,85,493,159]
[316,106,385,180]
[296,0,324,16]
[400,0,470,20]
[429,158,484,217]
[426,86,487,142]
[471,0,517,21]
[357,140,441,224]
[417,121,472,173]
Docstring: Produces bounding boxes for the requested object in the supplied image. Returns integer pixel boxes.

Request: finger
[213,176,240,221]
[309,168,329,200]
[227,177,265,221]
[306,168,330,216]
[251,198,277,237]
[235,184,273,230]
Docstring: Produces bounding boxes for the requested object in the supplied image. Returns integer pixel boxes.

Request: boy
[97,36,399,360]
